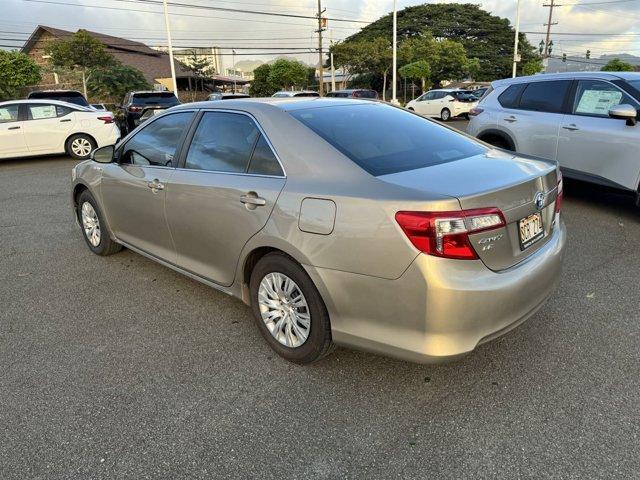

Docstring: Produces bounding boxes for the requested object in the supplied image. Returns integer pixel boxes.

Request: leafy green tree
[346,3,538,81]
[522,58,543,76]
[249,63,276,96]
[399,60,431,90]
[45,30,116,98]
[88,64,150,103]
[601,58,635,72]
[0,50,41,100]
[267,59,309,90]
[465,57,481,80]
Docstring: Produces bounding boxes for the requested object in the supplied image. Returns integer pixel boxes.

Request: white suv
[468,72,640,203]
[406,89,478,121]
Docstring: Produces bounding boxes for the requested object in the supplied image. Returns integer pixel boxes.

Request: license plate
[518,212,544,250]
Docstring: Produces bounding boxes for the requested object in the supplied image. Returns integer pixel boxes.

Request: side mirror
[91,145,115,164]
[609,104,637,126]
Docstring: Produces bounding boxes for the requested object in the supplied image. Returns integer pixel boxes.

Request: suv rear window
[289,103,485,176]
[131,93,179,106]
[518,80,571,113]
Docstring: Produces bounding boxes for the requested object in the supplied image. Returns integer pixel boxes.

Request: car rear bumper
[305,218,566,363]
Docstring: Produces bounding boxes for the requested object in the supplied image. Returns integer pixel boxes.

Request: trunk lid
[379,149,560,270]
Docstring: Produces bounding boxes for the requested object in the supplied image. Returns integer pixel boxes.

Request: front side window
[518,80,571,113]
[572,80,635,117]
[290,103,485,176]
[424,92,436,101]
[0,105,19,123]
[27,104,57,120]
[185,112,259,173]
[121,112,193,167]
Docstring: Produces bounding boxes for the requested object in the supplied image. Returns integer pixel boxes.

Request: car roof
[171,97,371,113]
[330,89,374,93]
[28,89,84,95]
[130,91,177,95]
[492,71,640,88]
[0,99,92,109]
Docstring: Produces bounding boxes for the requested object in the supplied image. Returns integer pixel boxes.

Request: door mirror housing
[91,145,115,163]
[609,104,637,126]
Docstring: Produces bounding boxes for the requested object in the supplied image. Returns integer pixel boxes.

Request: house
[20,25,199,92]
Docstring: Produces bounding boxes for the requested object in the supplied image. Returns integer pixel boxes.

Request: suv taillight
[555,169,563,213]
[128,106,142,112]
[395,208,506,260]
[469,107,484,116]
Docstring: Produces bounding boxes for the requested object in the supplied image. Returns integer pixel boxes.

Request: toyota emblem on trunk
[535,192,545,210]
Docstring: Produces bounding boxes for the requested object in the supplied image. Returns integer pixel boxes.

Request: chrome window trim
[180,107,287,178]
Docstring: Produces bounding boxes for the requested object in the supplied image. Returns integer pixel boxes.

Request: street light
[512,0,521,78]
[391,0,399,104]
[162,0,178,98]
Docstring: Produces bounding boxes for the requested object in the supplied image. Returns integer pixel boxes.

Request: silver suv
[468,72,640,204]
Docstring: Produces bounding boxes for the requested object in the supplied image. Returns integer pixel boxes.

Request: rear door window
[247,135,283,176]
[290,103,485,176]
[27,104,57,120]
[518,80,571,113]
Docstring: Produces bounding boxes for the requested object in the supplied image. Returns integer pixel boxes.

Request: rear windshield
[28,92,89,107]
[289,103,485,176]
[131,93,179,106]
[354,90,377,98]
[294,92,320,97]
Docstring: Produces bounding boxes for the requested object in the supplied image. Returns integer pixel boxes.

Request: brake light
[469,107,484,116]
[395,208,506,260]
[128,106,142,112]
[97,115,114,124]
[555,170,563,213]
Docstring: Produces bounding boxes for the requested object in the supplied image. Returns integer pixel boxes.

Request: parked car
[272,91,320,98]
[134,107,166,127]
[91,104,108,111]
[0,100,119,160]
[28,90,92,108]
[71,99,565,364]
[406,89,478,121]
[467,72,640,204]
[208,92,251,101]
[470,87,489,101]
[121,91,179,133]
[325,89,378,99]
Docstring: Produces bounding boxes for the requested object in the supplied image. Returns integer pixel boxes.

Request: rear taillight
[395,208,506,260]
[128,106,142,112]
[555,169,563,213]
[97,115,114,124]
[449,97,458,102]
[469,107,484,116]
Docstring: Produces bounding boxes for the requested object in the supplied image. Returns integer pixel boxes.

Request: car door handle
[147,179,164,191]
[562,124,579,131]
[240,193,266,207]
[7,126,20,130]
[60,119,72,123]
[503,116,517,123]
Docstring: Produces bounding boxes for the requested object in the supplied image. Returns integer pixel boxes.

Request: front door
[414,91,435,115]
[21,103,75,154]
[165,111,286,286]
[100,111,194,263]
[0,104,26,158]
[557,79,640,190]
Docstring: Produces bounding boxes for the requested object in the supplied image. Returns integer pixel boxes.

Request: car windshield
[289,103,486,176]
[132,93,179,106]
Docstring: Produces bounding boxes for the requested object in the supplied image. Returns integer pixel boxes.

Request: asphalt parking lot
[1,143,639,478]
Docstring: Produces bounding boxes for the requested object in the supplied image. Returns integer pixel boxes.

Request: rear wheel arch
[477,129,516,151]
[72,183,89,215]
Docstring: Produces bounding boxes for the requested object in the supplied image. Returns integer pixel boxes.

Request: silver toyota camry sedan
[71,98,566,364]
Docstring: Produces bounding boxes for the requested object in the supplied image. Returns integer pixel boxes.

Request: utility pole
[543,0,558,58]
[330,30,336,92]
[162,0,178,98]
[232,49,236,93]
[316,0,326,96]
[512,0,521,78]
[391,0,398,104]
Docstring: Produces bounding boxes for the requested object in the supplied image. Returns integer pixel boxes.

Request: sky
[3,0,640,71]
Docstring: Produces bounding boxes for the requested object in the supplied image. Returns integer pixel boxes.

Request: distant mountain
[547,53,640,73]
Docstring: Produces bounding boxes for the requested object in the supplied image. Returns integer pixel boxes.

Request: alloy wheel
[258,272,311,348]
[81,201,101,247]
[71,137,93,157]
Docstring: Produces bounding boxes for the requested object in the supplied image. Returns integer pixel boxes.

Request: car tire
[77,190,122,256]
[408,107,415,111]
[440,108,451,122]
[66,134,97,160]
[463,113,470,120]
[249,252,334,364]
[482,135,512,151]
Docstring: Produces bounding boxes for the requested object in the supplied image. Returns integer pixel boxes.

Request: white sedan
[406,89,478,121]
[0,100,120,160]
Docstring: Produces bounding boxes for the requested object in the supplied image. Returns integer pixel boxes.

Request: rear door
[0,104,26,158]
[557,79,640,190]
[22,103,76,154]
[165,110,286,286]
[496,80,572,161]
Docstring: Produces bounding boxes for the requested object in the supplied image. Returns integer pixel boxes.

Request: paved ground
[1,149,638,479]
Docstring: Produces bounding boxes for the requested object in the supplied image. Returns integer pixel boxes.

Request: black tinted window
[355,90,377,98]
[248,135,283,176]
[185,112,259,173]
[519,81,571,113]
[56,105,74,117]
[131,93,179,106]
[498,84,525,108]
[121,112,193,167]
[290,103,485,176]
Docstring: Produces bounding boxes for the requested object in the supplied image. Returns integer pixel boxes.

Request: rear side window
[248,135,283,176]
[290,103,485,176]
[121,112,193,167]
[56,105,74,117]
[518,80,571,113]
[498,84,525,109]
